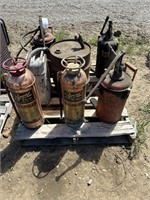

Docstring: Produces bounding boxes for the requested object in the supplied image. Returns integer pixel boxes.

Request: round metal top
[102,70,132,91]
[49,39,91,59]
[2,57,27,76]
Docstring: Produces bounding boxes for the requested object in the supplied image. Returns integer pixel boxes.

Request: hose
[16,28,39,57]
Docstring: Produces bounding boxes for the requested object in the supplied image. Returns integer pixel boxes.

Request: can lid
[102,70,132,91]
[49,39,91,59]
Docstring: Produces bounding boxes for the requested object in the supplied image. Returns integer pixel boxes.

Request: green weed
[118,35,149,56]
[88,36,98,46]
[129,102,150,159]
[55,30,69,41]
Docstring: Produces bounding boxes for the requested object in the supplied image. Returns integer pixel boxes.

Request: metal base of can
[65,119,84,129]
[23,117,44,129]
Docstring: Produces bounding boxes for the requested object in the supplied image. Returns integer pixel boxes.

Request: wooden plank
[14,120,135,141]
[43,109,97,118]
[43,108,128,119]
[0,102,12,135]
[22,136,131,146]
[0,94,10,102]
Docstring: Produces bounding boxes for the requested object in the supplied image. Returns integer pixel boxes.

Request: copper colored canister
[96,70,132,124]
[60,56,87,127]
[2,57,44,129]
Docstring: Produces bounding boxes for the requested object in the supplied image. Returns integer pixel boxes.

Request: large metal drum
[49,39,91,79]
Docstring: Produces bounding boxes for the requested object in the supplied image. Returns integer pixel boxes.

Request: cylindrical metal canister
[29,51,51,105]
[32,28,55,49]
[96,70,132,124]
[49,39,91,80]
[31,27,56,74]
[95,37,118,78]
[2,57,44,129]
[60,56,87,127]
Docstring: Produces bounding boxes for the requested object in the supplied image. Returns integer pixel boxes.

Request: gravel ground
[0,0,150,26]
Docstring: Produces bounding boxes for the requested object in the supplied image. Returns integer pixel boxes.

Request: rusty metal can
[61,56,87,127]
[49,38,91,79]
[2,57,44,129]
[96,69,133,124]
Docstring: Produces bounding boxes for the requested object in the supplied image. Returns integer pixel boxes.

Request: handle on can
[2,57,26,71]
[124,62,138,82]
[61,56,85,71]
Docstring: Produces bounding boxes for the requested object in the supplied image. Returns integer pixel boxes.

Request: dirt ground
[0,21,150,200]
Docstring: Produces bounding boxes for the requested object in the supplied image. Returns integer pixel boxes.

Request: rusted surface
[102,70,132,92]
[49,39,91,72]
[32,30,55,48]
[96,64,136,124]
[2,58,44,129]
[61,57,87,127]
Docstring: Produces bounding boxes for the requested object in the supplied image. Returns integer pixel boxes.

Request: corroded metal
[2,57,44,129]
[95,16,120,78]
[49,38,91,75]
[61,56,87,127]
[96,62,137,124]
[32,29,55,48]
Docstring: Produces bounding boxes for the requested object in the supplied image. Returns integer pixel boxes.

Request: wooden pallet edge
[0,102,12,135]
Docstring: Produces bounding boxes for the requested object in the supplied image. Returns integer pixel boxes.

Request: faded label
[12,90,34,104]
[64,90,83,102]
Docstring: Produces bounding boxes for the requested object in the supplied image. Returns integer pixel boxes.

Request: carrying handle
[2,57,26,71]
[74,34,85,49]
[61,56,85,71]
[124,62,138,81]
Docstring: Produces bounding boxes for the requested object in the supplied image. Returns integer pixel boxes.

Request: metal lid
[102,70,132,92]
[49,39,91,59]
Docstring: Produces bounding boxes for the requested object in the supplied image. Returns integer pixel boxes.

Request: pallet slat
[15,120,136,141]
[0,95,12,135]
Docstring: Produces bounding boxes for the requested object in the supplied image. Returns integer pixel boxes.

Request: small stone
[145,173,150,179]
[87,179,93,186]
[2,130,10,138]
[75,172,78,175]
[69,182,71,185]
[102,169,106,172]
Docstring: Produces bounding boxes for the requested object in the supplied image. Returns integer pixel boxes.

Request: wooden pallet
[0,94,12,136]
[14,98,137,146]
